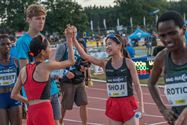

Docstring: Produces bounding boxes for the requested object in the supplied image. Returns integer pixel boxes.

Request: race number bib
[165,82,187,106]
[107,82,127,97]
[0,73,16,86]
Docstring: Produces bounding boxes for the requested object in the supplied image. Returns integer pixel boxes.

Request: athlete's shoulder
[154,48,167,62]
[152,48,167,69]
[125,57,132,61]
[125,57,134,65]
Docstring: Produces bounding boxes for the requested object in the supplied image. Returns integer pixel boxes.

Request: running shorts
[27,101,55,125]
[105,95,138,122]
[0,92,21,109]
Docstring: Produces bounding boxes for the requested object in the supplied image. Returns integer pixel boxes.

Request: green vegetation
[0,0,187,34]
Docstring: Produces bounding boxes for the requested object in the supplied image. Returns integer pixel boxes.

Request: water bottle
[134,112,142,119]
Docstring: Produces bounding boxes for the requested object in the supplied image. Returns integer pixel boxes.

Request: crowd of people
[1,3,187,125]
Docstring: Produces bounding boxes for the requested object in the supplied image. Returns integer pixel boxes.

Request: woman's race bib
[0,72,16,86]
[107,82,127,97]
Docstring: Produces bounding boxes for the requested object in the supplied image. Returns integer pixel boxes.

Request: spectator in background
[152,35,165,57]
[144,37,152,56]
[121,35,135,58]
[152,44,165,57]
[0,28,10,35]
[55,35,89,125]
[0,28,17,59]
[15,3,47,118]
[48,41,62,125]
[78,39,92,87]
[9,35,17,58]
[134,39,139,47]
[16,3,46,69]
[16,4,64,125]
[0,34,22,125]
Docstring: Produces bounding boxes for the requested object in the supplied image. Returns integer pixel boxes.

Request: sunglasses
[106,34,122,44]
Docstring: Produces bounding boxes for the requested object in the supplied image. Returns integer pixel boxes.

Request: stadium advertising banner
[133,56,154,79]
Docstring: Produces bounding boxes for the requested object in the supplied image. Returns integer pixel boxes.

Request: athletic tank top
[105,58,133,97]
[24,63,50,101]
[164,52,187,107]
[0,57,17,89]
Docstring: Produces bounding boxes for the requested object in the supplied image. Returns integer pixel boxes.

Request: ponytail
[114,34,130,59]
[123,48,130,58]
[29,35,49,62]
[28,51,34,62]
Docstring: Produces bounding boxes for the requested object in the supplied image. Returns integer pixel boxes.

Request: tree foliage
[84,6,116,33]
[0,0,88,34]
[85,0,169,32]
[43,0,88,34]
[169,0,187,18]
[0,0,186,34]
[0,0,38,32]
[115,0,168,31]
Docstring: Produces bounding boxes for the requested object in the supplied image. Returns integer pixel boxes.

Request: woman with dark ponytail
[11,25,75,125]
[28,35,48,62]
[115,34,131,59]
[73,28,144,125]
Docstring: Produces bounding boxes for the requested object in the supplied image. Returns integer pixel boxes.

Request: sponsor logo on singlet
[165,73,187,106]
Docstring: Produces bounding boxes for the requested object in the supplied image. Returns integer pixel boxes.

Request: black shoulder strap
[105,58,112,70]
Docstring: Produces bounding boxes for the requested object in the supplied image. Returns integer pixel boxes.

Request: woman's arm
[126,58,144,113]
[72,33,105,68]
[64,26,75,66]
[46,26,75,71]
[11,68,28,104]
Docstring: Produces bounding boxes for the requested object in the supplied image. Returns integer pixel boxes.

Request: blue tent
[185,21,187,42]
[129,28,151,40]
